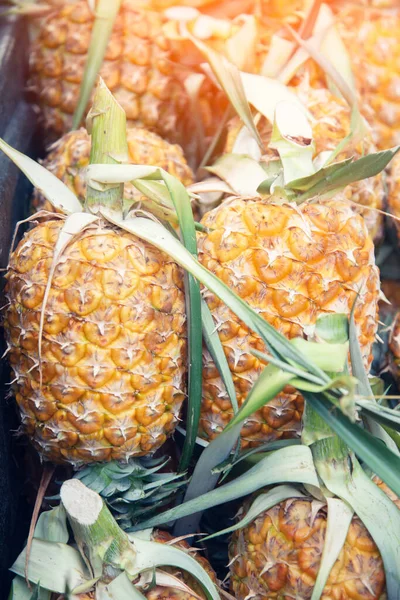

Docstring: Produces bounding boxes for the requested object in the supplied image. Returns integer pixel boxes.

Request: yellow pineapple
[229,478,400,599]
[3,81,188,466]
[334,0,400,150]
[5,219,187,465]
[28,1,188,143]
[32,127,194,213]
[197,198,379,447]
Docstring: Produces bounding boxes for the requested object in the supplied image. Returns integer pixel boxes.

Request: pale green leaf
[96,573,146,600]
[128,538,219,600]
[34,506,69,544]
[72,0,122,129]
[311,498,353,600]
[319,457,400,598]
[10,540,89,593]
[134,446,319,531]
[0,138,82,214]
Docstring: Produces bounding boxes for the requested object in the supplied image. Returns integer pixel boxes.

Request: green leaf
[127,537,219,600]
[96,573,147,600]
[134,445,319,531]
[161,172,202,473]
[201,299,237,413]
[288,147,400,201]
[226,366,294,431]
[305,393,400,497]
[356,401,400,434]
[72,0,122,130]
[311,498,353,600]
[10,540,89,593]
[315,314,349,345]
[0,138,82,214]
[349,308,400,454]
[174,365,293,536]
[34,506,69,544]
[269,101,315,184]
[8,577,40,600]
[203,485,306,540]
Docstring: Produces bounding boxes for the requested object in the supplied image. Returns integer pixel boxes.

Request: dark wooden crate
[0,10,38,597]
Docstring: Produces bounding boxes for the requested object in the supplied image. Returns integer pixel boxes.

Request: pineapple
[10,479,220,600]
[32,127,194,214]
[28,1,188,143]
[3,82,187,466]
[229,478,400,599]
[225,83,385,242]
[5,220,186,465]
[333,0,400,150]
[197,198,379,447]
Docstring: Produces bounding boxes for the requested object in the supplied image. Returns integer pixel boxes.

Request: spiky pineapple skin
[229,492,398,599]
[4,219,187,465]
[29,2,187,143]
[225,84,385,242]
[386,152,400,240]
[197,199,379,447]
[32,127,194,213]
[334,1,400,150]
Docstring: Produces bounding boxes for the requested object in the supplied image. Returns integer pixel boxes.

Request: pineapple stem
[85,77,129,217]
[60,479,137,579]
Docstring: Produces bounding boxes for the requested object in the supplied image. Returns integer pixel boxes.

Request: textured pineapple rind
[197,198,380,448]
[28,2,188,143]
[5,219,187,466]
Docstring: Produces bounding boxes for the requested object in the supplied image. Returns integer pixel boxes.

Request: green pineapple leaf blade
[72,0,122,130]
[310,498,354,600]
[0,138,82,214]
[349,307,400,452]
[126,538,219,600]
[287,146,400,200]
[317,456,400,597]
[159,172,202,473]
[133,445,319,531]
[96,572,147,600]
[10,540,89,593]
[201,298,238,413]
[305,393,400,497]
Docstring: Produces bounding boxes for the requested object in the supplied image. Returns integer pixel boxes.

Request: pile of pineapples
[3,1,400,599]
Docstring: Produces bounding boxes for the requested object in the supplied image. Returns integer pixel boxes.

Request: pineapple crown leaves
[9,480,221,600]
[74,457,187,529]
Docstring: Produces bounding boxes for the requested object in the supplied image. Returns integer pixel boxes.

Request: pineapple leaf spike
[85,76,129,217]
